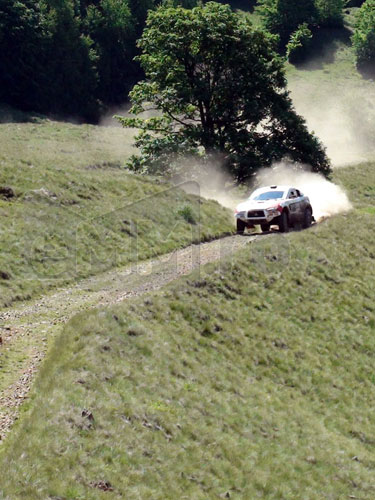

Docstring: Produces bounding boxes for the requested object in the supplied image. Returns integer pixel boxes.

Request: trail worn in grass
[0,117,234,309]
[0,234,253,441]
[0,163,374,499]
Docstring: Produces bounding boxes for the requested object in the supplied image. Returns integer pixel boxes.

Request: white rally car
[235,185,314,234]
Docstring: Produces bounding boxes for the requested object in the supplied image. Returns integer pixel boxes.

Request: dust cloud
[178,146,352,221]
[103,77,366,219]
[289,80,375,166]
[181,79,364,217]
[255,163,352,221]
[176,156,243,210]
[181,158,352,220]
[99,104,131,127]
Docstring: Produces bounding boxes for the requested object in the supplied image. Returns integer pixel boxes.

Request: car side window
[296,189,301,197]
[289,189,297,199]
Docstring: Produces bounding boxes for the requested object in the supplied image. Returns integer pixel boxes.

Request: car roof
[251,185,292,194]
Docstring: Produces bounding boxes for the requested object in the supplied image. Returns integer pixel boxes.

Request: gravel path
[0,232,269,441]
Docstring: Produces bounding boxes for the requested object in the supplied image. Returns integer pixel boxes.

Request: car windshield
[251,190,285,201]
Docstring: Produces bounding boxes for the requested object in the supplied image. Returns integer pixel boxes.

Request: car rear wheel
[278,211,289,233]
[261,223,270,232]
[302,207,312,229]
[236,219,246,235]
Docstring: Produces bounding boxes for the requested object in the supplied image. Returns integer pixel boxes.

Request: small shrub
[286,23,313,63]
[177,205,197,225]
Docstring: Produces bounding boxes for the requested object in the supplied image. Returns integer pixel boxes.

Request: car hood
[236,199,283,212]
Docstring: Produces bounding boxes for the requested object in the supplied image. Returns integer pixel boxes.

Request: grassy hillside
[2,8,375,499]
[0,112,233,309]
[1,162,374,499]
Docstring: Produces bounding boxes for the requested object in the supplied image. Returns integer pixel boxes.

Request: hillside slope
[0,234,250,442]
[285,8,375,166]
[0,115,233,309]
[0,163,374,499]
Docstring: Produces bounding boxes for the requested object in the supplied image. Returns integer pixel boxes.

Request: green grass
[0,115,234,309]
[1,162,375,499]
[333,161,375,207]
[2,10,375,498]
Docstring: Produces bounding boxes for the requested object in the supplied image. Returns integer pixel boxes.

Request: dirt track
[0,232,272,441]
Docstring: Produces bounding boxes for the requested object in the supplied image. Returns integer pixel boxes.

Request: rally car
[235,185,314,234]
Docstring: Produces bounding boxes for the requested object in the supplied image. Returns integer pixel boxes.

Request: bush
[257,0,317,44]
[177,205,197,225]
[352,0,375,73]
[286,23,313,63]
[315,0,344,27]
[257,0,344,47]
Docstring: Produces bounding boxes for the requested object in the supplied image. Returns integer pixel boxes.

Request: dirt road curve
[0,233,269,442]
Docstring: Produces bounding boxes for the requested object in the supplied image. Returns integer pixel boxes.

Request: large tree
[118,2,330,183]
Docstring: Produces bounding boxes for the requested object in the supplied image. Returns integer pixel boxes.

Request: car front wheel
[302,207,312,229]
[278,211,289,233]
[236,219,246,235]
[261,223,270,232]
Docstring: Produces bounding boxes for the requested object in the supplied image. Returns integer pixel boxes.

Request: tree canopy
[41,0,99,120]
[118,2,331,183]
[0,0,207,120]
[0,0,47,112]
[0,0,158,121]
